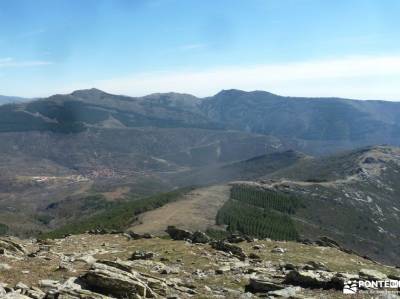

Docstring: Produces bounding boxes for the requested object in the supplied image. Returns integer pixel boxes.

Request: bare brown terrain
[131,185,230,235]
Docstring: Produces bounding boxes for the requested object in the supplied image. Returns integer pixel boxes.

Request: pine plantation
[216,185,302,240]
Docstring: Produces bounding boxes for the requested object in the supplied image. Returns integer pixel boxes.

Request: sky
[1,0,400,100]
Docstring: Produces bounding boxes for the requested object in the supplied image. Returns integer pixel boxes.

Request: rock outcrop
[0,231,398,298]
[191,231,210,244]
[165,226,193,241]
[0,237,28,255]
[130,251,155,261]
[79,261,160,298]
[210,241,247,261]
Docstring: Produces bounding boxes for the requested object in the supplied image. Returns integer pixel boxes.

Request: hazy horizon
[2,85,400,102]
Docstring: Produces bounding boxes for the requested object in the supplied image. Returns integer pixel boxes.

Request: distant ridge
[1,88,400,155]
[0,95,29,105]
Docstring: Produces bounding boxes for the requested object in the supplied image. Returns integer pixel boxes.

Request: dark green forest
[216,185,302,240]
[40,187,193,239]
[230,185,303,214]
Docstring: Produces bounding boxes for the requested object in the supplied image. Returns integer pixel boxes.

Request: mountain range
[0,88,399,265]
[2,88,400,153]
[0,95,29,105]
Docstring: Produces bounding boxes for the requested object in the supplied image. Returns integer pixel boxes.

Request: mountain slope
[236,146,400,264]
[3,88,400,156]
[2,88,400,251]
[40,146,400,265]
[172,150,305,186]
[0,127,281,236]
[200,90,400,154]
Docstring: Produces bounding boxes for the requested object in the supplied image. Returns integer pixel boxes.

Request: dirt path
[235,174,359,189]
[131,185,230,235]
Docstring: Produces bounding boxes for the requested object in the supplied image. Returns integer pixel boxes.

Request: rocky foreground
[1,228,400,298]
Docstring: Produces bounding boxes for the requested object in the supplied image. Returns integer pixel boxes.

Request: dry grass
[131,185,230,235]
[1,234,399,299]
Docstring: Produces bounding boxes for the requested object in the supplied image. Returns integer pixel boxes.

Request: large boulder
[269,286,302,297]
[247,277,285,293]
[286,269,362,291]
[303,261,329,271]
[76,254,97,265]
[271,247,286,254]
[226,234,247,243]
[48,277,111,299]
[0,237,27,255]
[80,262,157,298]
[211,241,246,261]
[165,226,193,241]
[125,231,153,240]
[285,270,336,289]
[78,260,170,298]
[330,272,360,289]
[129,250,155,261]
[39,279,61,290]
[191,231,210,244]
[0,285,6,297]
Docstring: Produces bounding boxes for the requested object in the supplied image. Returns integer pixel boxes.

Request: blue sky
[1,0,400,99]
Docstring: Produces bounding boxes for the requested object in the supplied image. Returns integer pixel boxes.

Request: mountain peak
[214,89,279,98]
[214,89,247,97]
[71,88,109,97]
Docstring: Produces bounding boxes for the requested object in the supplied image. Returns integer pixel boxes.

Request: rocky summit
[1,231,399,298]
